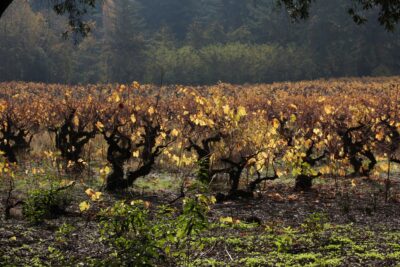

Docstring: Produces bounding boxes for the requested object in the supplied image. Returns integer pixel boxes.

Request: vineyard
[2,77,400,266]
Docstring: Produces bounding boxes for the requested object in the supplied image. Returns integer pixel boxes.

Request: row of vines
[1,77,400,199]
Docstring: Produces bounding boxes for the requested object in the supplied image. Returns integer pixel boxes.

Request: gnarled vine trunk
[104,124,166,191]
[0,118,33,163]
[339,125,376,177]
[187,133,222,184]
[51,111,96,173]
[294,141,326,191]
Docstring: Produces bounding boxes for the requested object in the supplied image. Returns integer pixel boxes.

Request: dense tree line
[0,0,399,85]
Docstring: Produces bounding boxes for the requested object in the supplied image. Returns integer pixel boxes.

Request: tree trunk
[361,150,377,176]
[0,143,17,163]
[349,156,362,176]
[104,133,131,191]
[228,166,244,195]
[294,175,313,191]
[188,134,222,184]
[125,159,155,187]
[106,163,125,191]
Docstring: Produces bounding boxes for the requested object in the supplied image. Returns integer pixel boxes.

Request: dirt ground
[1,176,400,266]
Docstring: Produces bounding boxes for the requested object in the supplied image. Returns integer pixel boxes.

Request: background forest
[1,0,400,85]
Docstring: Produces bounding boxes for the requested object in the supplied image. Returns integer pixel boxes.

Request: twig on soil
[198,240,217,258]
[225,245,233,261]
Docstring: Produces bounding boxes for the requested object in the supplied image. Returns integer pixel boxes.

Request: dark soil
[1,176,400,266]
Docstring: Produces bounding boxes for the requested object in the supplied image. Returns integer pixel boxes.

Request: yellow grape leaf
[112,92,120,102]
[0,102,6,112]
[95,121,104,130]
[133,81,140,89]
[85,188,95,196]
[219,216,233,224]
[247,158,257,166]
[272,118,280,129]
[313,128,322,136]
[67,160,74,168]
[60,180,75,187]
[148,106,155,115]
[144,201,151,209]
[79,201,90,212]
[351,179,357,187]
[171,129,179,137]
[338,169,346,177]
[73,115,80,127]
[260,152,268,159]
[372,170,380,177]
[223,105,230,115]
[100,166,111,176]
[92,192,102,201]
[379,163,389,172]
[104,166,111,174]
[324,105,334,114]
[132,150,140,158]
[131,199,144,205]
[237,106,247,117]
[85,188,102,201]
[209,196,217,204]
[130,114,136,123]
[320,166,331,175]
[9,236,17,241]
[375,131,384,141]
[172,155,180,164]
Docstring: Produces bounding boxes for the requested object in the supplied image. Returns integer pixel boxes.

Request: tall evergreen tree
[102,0,146,82]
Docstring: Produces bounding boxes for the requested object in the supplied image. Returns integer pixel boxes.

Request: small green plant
[55,223,76,245]
[274,227,296,253]
[23,186,72,224]
[98,195,215,266]
[47,246,71,265]
[99,200,156,266]
[0,250,10,267]
[238,256,268,267]
[301,212,329,233]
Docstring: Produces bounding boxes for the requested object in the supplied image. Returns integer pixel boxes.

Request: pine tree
[103,0,147,82]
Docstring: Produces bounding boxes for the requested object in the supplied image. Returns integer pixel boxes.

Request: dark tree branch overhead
[0,0,97,39]
[0,0,14,18]
[278,0,400,31]
[0,0,399,39]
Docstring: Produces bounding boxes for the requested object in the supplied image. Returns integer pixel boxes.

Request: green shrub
[55,223,76,245]
[301,212,329,233]
[274,227,297,253]
[98,195,214,266]
[23,187,72,224]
